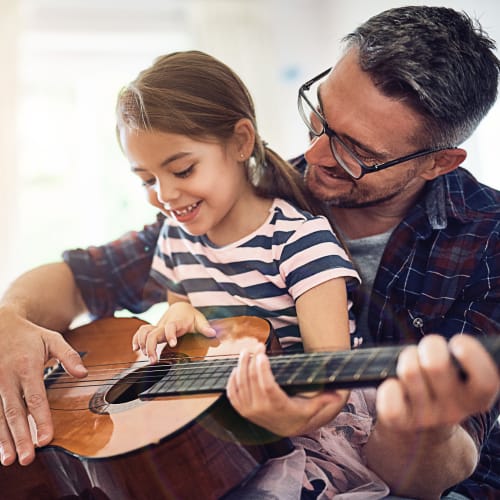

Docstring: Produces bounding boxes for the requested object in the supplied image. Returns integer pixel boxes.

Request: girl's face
[120,127,260,245]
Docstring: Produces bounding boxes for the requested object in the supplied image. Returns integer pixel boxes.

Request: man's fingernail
[75,364,87,375]
[37,432,49,444]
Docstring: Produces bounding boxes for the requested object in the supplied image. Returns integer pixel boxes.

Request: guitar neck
[140,336,500,399]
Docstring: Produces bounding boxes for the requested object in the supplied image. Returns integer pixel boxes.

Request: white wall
[1,0,499,294]
[0,0,20,293]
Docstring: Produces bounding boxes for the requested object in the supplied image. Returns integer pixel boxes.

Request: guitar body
[0,316,290,500]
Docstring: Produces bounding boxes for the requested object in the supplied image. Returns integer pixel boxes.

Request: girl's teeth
[174,202,199,215]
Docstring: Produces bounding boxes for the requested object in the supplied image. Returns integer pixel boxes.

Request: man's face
[304,49,431,209]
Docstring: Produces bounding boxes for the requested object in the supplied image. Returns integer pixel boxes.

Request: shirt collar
[424,175,448,230]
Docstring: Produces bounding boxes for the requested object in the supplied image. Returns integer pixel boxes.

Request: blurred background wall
[1,0,499,294]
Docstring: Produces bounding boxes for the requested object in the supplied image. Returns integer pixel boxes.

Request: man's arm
[364,334,499,499]
[0,262,88,466]
[0,216,164,467]
[1,262,88,329]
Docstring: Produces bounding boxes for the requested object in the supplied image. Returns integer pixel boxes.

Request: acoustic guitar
[1,316,498,500]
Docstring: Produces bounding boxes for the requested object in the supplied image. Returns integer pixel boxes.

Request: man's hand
[0,309,87,466]
[365,334,499,497]
[376,334,499,431]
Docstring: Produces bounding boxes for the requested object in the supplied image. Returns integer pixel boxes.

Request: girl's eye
[174,165,194,179]
[141,178,156,188]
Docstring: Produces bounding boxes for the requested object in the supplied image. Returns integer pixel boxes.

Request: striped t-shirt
[151,198,360,350]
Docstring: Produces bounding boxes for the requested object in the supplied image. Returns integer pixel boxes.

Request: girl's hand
[226,343,349,436]
[131,302,216,363]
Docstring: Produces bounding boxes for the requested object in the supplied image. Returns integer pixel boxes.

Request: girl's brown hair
[116,50,324,216]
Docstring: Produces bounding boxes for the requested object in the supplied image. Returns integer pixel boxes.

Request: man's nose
[304,134,335,166]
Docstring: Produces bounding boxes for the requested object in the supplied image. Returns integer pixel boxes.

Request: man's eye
[351,147,379,166]
[357,152,377,164]
[175,165,194,178]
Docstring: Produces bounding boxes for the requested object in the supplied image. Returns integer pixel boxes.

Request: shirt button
[412,317,424,328]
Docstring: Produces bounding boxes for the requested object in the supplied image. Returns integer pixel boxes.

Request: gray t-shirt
[345,230,393,346]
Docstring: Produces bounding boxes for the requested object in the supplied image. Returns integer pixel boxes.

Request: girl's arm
[227,278,352,436]
[295,277,351,352]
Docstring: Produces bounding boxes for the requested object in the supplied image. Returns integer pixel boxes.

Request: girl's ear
[419,148,467,180]
[232,118,256,161]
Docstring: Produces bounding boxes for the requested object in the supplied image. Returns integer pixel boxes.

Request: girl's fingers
[132,324,154,352]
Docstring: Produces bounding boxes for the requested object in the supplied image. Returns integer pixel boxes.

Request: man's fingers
[3,331,84,465]
[376,377,410,429]
[0,402,18,466]
[47,336,87,379]
[377,334,500,434]
[22,377,54,449]
[449,335,500,411]
[1,390,35,466]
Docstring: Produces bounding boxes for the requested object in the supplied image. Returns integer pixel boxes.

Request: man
[0,5,498,499]
[291,6,500,498]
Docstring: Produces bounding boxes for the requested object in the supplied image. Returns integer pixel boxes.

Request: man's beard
[305,164,419,209]
[326,189,405,208]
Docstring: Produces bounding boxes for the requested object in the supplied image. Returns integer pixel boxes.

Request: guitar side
[0,316,289,500]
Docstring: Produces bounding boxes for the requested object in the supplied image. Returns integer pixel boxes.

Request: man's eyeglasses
[297,68,455,180]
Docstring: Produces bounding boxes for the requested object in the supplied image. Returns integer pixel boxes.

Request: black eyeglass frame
[298,68,456,180]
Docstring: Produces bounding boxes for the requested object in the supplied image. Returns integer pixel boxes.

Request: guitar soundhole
[106,363,169,405]
[90,353,190,414]
[90,362,173,414]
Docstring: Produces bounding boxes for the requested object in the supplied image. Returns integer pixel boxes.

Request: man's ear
[232,118,255,161]
[420,148,467,180]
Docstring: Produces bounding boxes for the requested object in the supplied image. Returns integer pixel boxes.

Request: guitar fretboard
[140,336,500,399]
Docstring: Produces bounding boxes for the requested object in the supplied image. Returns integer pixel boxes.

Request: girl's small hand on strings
[131,302,216,363]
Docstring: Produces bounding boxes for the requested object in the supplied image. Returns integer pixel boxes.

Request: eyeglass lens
[298,84,325,135]
[299,84,364,178]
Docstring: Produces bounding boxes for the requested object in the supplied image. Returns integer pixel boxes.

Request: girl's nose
[155,178,180,205]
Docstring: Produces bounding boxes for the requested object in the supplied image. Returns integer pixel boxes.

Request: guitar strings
[44,349,389,391]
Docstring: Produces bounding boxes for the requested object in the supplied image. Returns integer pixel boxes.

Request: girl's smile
[166,200,202,223]
[121,127,272,247]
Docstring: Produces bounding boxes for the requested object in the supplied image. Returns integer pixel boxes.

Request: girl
[117,51,359,368]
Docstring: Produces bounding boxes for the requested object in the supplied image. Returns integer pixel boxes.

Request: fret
[192,360,224,392]
[199,360,234,392]
[140,335,500,398]
[305,353,327,384]
[293,353,325,385]
[353,349,379,380]
[327,350,355,383]
[356,347,401,381]
[271,353,309,386]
